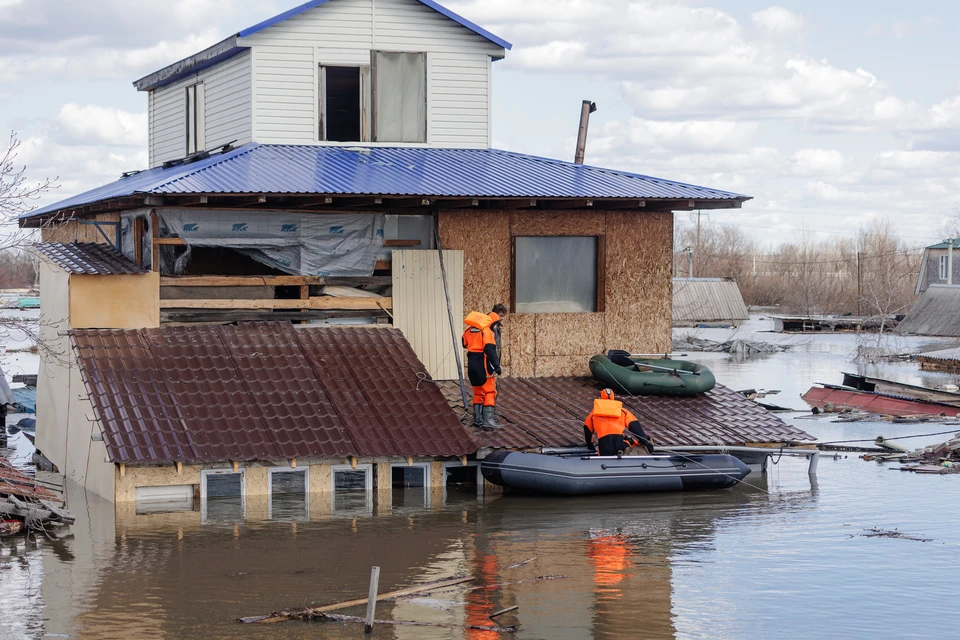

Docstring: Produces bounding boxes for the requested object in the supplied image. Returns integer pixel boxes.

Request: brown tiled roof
[72,323,474,465]
[439,376,814,448]
[35,242,147,275]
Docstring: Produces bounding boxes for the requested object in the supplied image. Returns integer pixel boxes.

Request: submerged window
[321,66,365,142]
[200,469,245,523]
[331,464,373,514]
[514,236,601,313]
[185,83,205,154]
[372,51,426,143]
[391,464,429,509]
[269,468,308,521]
[940,255,949,280]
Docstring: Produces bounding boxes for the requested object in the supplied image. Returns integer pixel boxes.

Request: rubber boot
[472,404,483,427]
[482,406,502,429]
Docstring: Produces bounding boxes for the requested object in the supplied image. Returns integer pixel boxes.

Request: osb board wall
[70,272,161,329]
[40,213,121,244]
[439,209,673,377]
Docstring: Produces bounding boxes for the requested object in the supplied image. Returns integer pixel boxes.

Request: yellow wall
[69,272,160,329]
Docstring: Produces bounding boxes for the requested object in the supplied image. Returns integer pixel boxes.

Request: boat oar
[607,350,688,358]
[606,350,699,376]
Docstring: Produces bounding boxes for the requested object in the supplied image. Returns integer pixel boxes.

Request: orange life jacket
[463,312,495,353]
[586,399,632,439]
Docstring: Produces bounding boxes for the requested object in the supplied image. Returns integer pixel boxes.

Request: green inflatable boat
[589,352,716,398]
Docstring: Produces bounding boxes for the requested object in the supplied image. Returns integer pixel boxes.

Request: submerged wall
[438,209,673,377]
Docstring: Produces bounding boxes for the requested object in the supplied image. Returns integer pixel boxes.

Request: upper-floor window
[940,255,949,280]
[373,51,426,143]
[321,65,369,142]
[185,83,205,154]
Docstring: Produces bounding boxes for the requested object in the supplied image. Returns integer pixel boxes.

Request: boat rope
[653,446,774,495]
[816,428,960,446]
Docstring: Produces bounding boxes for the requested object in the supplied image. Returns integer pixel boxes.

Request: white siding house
[137,0,508,167]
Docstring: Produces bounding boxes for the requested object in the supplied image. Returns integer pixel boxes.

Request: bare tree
[937,206,960,240]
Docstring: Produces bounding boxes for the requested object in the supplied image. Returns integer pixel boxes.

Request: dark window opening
[324,66,361,142]
[392,466,426,488]
[513,236,603,314]
[445,465,478,487]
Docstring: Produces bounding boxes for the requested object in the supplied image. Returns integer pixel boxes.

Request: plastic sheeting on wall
[158,209,385,276]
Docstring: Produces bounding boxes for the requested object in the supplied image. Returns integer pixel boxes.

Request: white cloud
[751,7,804,35]
[57,104,147,147]
[792,149,846,176]
[867,16,939,40]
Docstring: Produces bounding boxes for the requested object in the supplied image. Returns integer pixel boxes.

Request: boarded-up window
[514,236,600,313]
[372,52,426,143]
[185,83,205,154]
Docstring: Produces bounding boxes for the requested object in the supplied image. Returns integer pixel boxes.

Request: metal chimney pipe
[574,100,597,165]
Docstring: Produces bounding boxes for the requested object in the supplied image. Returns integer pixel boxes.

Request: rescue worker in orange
[463,310,502,429]
[583,389,655,456]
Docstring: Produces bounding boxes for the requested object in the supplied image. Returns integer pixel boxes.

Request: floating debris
[506,556,537,570]
[673,336,790,354]
[855,528,932,543]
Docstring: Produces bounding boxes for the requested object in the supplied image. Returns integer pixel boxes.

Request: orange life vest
[586,399,631,439]
[463,312,495,353]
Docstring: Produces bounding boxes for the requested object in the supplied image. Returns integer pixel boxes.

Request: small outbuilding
[672,277,749,327]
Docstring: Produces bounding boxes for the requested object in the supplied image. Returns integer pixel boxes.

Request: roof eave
[133,35,242,91]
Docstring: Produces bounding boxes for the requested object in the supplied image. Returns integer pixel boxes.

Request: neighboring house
[914,239,960,294]
[899,239,960,336]
[672,278,750,327]
[19,0,809,507]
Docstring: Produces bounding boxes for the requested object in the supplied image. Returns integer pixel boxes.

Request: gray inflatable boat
[480,450,750,495]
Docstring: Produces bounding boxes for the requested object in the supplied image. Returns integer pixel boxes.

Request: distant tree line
[673,217,922,322]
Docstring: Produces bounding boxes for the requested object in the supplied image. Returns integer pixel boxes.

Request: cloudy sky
[1,0,957,247]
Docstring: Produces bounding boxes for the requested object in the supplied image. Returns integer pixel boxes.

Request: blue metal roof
[238,0,512,50]
[11,386,36,414]
[21,144,749,221]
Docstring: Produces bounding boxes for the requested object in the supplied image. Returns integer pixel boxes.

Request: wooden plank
[312,613,517,633]
[383,239,422,247]
[153,237,186,245]
[160,275,392,287]
[159,297,392,310]
[374,260,391,271]
[150,210,159,272]
[364,566,381,633]
[160,310,388,323]
[133,217,145,266]
[596,234,606,313]
[240,575,474,624]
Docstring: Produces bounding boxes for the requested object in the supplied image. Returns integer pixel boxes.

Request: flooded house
[19,0,811,510]
[898,238,960,336]
[672,277,750,327]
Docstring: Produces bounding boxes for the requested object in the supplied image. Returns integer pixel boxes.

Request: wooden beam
[540,199,593,210]
[160,309,389,323]
[484,199,537,210]
[153,237,186,245]
[593,199,646,210]
[160,275,391,287]
[295,196,334,208]
[150,210,159,271]
[159,296,393,310]
[144,195,164,206]
[334,197,383,209]
[228,195,268,207]
[374,260,391,271]
[383,239,421,247]
[133,217,145,266]
[436,198,479,209]
[384,197,431,208]
[176,195,209,206]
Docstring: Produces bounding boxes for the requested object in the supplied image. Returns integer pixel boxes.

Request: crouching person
[583,389,655,456]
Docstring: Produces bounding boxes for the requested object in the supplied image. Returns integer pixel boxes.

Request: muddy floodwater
[4,317,960,639]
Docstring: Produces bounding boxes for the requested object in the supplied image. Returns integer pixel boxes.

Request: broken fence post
[365,566,381,633]
[488,605,519,620]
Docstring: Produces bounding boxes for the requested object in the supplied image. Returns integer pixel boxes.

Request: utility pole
[856,250,862,317]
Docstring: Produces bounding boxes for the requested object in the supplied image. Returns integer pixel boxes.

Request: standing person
[462,311,502,429]
[583,389,655,456]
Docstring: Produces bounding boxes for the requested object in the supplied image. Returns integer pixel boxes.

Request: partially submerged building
[672,277,749,327]
[898,239,960,336]
[21,0,810,508]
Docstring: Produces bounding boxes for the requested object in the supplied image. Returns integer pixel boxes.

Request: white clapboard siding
[392,249,464,382]
[149,49,252,167]
[241,0,500,148]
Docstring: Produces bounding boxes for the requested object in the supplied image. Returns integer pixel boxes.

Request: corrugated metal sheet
[897,285,960,337]
[918,346,960,360]
[72,323,473,464]
[22,144,749,221]
[34,242,147,276]
[392,250,464,381]
[438,376,814,448]
[672,278,749,325]
[11,387,36,414]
